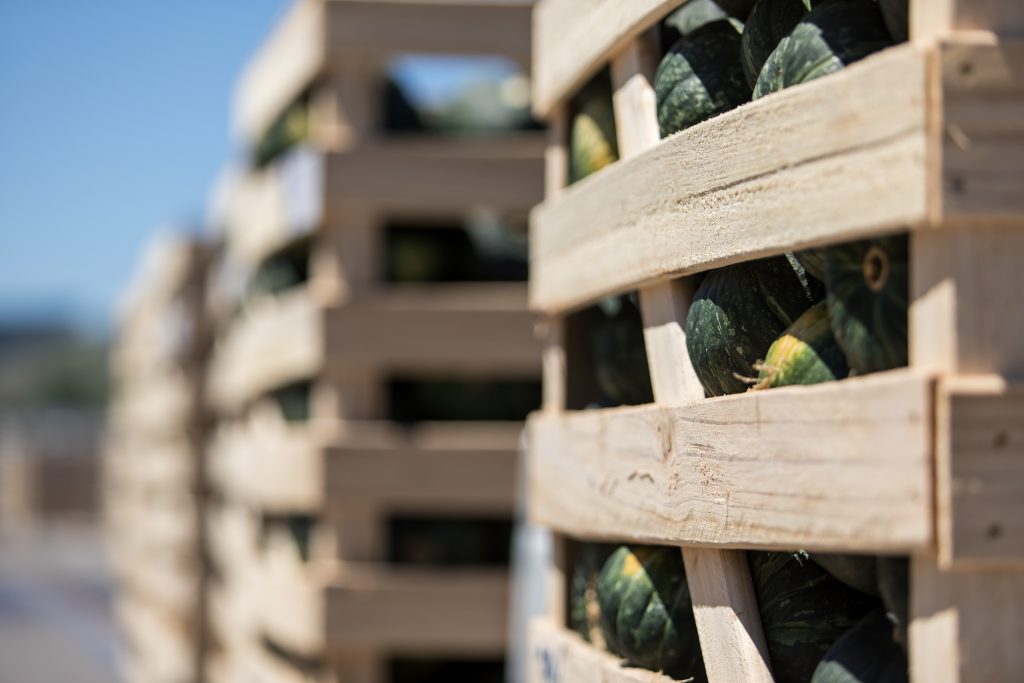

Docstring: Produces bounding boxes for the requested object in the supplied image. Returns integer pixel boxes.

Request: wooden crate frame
[525,2,1024,683]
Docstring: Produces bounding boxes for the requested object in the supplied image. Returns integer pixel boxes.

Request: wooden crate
[524,2,1024,683]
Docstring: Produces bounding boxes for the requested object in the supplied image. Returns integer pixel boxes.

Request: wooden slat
[911,0,1024,41]
[531,44,930,313]
[533,0,685,116]
[236,0,534,143]
[325,421,521,515]
[528,371,934,552]
[324,284,541,375]
[116,595,197,683]
[327,135,545,213]
[527,618,676,683]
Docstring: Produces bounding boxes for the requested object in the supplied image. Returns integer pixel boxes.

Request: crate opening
[387,516,512,567]
[245,236,312,301]
[390,656,505,683]
[387,376,540,423]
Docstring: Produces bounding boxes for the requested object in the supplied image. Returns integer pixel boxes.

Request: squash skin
[810,609,909,683]
[591,295,654,406]
[810,553,880,596]
[825,235,909,375]
[877,556,909,649]
[686,256,823,397]
[664,0,731,38]
[569,74,618,183]
[655,20,751,138]
[753,0,893,99]
[749,551,880,683]
[755,301,849,389]
[597,546,706,681]
[878,0,909,42]
[569,543,616,645]
[793,247,827,282]
[741,0,814,87]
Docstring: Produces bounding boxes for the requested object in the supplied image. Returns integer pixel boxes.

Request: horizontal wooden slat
[532,0,684,116]
[116,595,197,683]
[325,284,541,374]
[325,421,521,515]
[528,371,934,552]
[327,135,545,213]
[531,44,930,313]
[208,287,324,412]
[236,0,534,143]
[528,618,675,683]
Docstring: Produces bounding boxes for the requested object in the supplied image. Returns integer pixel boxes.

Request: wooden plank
[528,371,934,552]
[527,618,676,683]
[324,284,541,375]
[327,135,545,213]
[533,0,685,116]
[935,376,1024,569]
[530,45,930,313]
[938,41,1024,221]
[325,421,521,515]
[208,287,324,413]
[911,0,1024,41]
[909,557,1024,683]
[116,595,197,683]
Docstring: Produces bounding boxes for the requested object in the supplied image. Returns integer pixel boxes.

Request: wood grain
[528,371,934,552]
[531,45,930,313]
[911,0,1024,42]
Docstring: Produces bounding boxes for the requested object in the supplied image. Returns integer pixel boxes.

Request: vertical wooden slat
[910,0,1024,42]
[609,35,774,683]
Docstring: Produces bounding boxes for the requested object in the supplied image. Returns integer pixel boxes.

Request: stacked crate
[106,236,210,683]
[204,1,544,681]
[524,2,1024,683]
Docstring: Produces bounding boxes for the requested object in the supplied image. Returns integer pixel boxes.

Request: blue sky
[0,2,523,337]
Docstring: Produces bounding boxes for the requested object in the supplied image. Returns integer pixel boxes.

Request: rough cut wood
[531,45,930,313]
[935,376,1024,569]
[911,0,1024,41]
[533,0,685,116]
[527,618,676,683]
[327,135,545,213]
[236,0,534,143]
[528,371,934,552]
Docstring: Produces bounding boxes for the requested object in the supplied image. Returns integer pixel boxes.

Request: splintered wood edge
[528,618,676,683]
[531,44,930,314]
[532,0,686,116]
[528,371,935,553]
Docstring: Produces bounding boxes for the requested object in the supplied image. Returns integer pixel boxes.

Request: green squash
[755,301,849,389]
[597,546,706,681]
[686,255,823,397]
[825,235,908,375]
[811,609,908,683]
[810,553,880,596]
[753,0,894,100]
[569,74,618,183]
[793,247,827,282]
[748,551,881,683]
[253,95,310,168]
[879,0,909,42]
[741,0,814,88]
[665,0,731,37]
[877,556,909,649]
[591,295,654,406]
[569,543,616,646]
[655,20,751,138]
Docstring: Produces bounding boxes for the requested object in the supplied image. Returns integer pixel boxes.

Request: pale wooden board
[531,45,930,314]
[236,0,534,143]
[327,135,545,213]
[532,0,685,116]
[911,0,1024,41]
[909,557,1024,683]
[325,421,521,515]
[324,284,541,375]
[527,618,675,683]
[528,371,934,552]
[208,287,324,413]
[935,377,1024,569]
[115,595,197,683]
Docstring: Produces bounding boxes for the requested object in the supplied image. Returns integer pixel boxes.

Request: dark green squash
[665,0,732,38]
[597,545,706,681]
[591,295,654,406]
[253,94,310,168]
[655,20,751,138]
[748,551,880,683]
[753,0,894,100]
[825,235,908,375]
[878,0,909,42]
[741,0,814,87]
[811,609,909,683]
[569,543,616,646]
[569,73,618,184]
[810,553,880,596]
[877,556,909,649]
[793,247,828,282]
[755,301,849,389]
[686,255,823,397]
